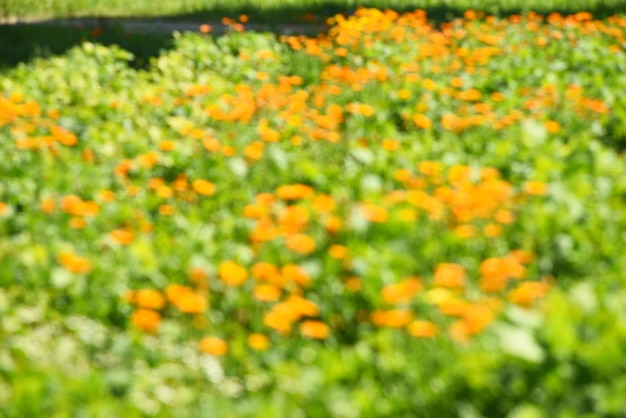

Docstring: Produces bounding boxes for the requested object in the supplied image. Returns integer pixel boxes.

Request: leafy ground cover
[1,7,626,418]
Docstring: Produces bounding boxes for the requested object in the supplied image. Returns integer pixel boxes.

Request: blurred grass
[1,0,625,22]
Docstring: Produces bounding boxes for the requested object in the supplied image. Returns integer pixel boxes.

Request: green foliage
[1,8,626,418]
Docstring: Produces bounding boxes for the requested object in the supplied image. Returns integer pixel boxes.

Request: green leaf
[51,267,73,289]
[543,291,578,358]
[494,323,545,363]
[507,404,545,418]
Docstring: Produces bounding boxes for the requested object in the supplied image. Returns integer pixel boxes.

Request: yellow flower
[407,320,438,338]
[248,333,270,351]
[219,261,248,287]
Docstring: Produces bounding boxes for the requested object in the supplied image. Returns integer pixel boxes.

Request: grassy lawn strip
[2,0,626,22]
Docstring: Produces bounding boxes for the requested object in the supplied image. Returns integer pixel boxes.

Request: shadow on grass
[0,23,174,72]
[154,1,626,23]
[1,0,624,72]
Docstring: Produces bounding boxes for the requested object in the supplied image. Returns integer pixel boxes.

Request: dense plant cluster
[1,8,626,417]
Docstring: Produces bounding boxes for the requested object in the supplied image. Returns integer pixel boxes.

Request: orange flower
[483,223,502,237]
[281,264,311,287]
[39,197,56,213]
[158,204,176,216]
[312,194,336,214]
[453,224,476,238]
[275,184,314,200]
[199,336,228,356]
[222,145,236,157]
[448,165,472,184]
[418,161,442,177]
[255,193,275,206]
[495,209,515,224]
[173,176,188,192]
[252,261,280,282]
[479,275,508,293]
[360,204,388,223]
[356,104,375,117]
[523,181,549,196]
[218,261,248,286]
[448,320,470,343]
[253,284,281,302]
[345,277,362,292]
[325,215,343,233]
[172,291,207,314]
[381,277,422,304]
[193,179,216,196]
[508,282,550,307]
[510,250,535,264]
[203,136,221,152]
[137,151,159,168]
[422,78,436,90]
[110,229,134,245]
[248,333,270,351]
[300,320,330,339]
[97,190,116,202]
[545,120,561,133]
[382,139,400,151]
[50,125,78,146]
[244,141,264,160]
[69,217,86,229]
[450,77,464,88]
[407,320,438,338]
[458,89,482,101]
[250,217,278,243]
[285,233,316,255]
[243,204,268,219]
[166,284,192,302]
[371,309,412,328]
[438,298,468,316]
[463,304,495,334]
[284,295,319,317]
[479,255,526,292]
[135,289,166,310]
[328,244,348,260]
[263,310,293,334]
[132,309,161,332]
[61,195,98,216]
[412,114,432,129]
[278,205,309,234]
[188,267,208,287]
[433,263,466,289]
[57,251,92,274]
[502,255,527,279]
[397,89,411,99]
[159,140,176,151]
